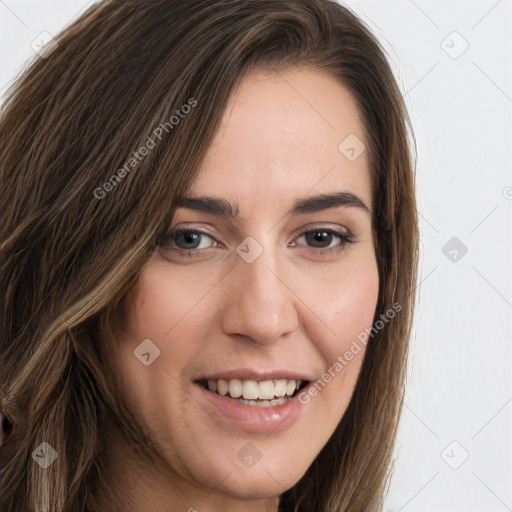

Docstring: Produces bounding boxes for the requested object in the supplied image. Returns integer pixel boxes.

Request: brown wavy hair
[0,0,419,510]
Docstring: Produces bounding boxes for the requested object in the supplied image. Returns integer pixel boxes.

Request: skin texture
[102,67,380,512]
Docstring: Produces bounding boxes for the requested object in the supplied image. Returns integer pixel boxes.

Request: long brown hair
[0,1,419,510]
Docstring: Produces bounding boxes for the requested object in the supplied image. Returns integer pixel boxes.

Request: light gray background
[1,1,511,510]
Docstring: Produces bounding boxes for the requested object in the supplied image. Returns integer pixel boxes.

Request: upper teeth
[207,378,302,400]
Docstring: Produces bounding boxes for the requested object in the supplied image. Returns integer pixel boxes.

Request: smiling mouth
[197,378,309,407]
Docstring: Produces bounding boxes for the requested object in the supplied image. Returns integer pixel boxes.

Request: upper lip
[195,368,313,382]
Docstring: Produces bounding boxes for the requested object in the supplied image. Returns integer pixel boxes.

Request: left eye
[296,229,350,250]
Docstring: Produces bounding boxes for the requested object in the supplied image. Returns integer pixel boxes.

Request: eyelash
[157,227,353,258]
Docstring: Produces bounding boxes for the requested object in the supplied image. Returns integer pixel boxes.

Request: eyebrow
[174,191,371,220]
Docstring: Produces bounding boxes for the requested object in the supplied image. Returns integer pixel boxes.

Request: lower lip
[194,383,309,434]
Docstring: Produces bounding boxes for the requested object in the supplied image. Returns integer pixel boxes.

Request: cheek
[299,250,379,407]
[305,249,379,352]
[115,259,221,371]
[331,265,379,345]
[120,263,210,338]
[109,270,210,414]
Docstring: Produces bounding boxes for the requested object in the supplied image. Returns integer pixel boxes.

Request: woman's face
[109,67,379,508]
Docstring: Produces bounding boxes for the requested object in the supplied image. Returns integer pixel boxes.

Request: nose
[220,245,299,345]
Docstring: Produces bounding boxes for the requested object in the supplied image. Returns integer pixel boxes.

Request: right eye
[157,228,220,256]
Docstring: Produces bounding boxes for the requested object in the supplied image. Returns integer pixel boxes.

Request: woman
[0,0,419,510]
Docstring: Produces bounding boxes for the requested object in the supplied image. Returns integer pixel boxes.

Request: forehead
[189,67,371,213]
